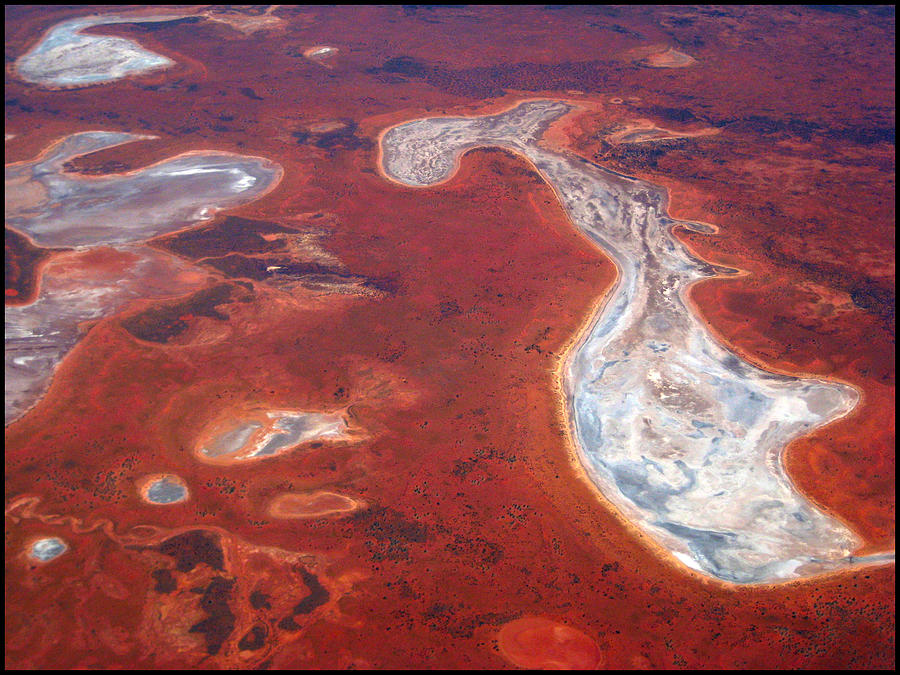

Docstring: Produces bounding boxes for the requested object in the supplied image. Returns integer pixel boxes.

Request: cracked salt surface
[380,100,893,583]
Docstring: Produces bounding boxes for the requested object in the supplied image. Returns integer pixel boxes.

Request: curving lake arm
[380,100,891,584]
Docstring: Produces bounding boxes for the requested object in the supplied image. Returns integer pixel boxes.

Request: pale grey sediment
[249,411,348,458]
[380,100,893,583]
[199,411,350,461]
[202,421,264,457]
[6,131,282,248]
[5,132,282,424]
[15,14,189,87]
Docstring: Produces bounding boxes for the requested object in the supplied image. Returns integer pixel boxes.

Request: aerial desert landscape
[5,5,894,669]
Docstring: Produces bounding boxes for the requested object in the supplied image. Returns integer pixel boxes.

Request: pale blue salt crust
[30,537,67,561]
[145,475,188,504]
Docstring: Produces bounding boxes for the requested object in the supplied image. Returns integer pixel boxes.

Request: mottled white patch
[16,14,189,87]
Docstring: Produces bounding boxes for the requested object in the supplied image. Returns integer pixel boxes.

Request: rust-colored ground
[5,5,894,669]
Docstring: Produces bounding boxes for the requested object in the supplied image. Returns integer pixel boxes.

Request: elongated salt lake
[380,100,892,583]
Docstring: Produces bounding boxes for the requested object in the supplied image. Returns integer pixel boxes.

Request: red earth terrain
[5,5,894,669]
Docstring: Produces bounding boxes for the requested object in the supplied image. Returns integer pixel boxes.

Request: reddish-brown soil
[497,616,604,670]
[5,5,894,669]
[267,491,363,520]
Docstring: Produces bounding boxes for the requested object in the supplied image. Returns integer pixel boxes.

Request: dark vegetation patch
[665,16,696,27]
[158,215,378,292]
[250,590,272,610]
[439,299,462,318]
[868,5,895,17]
[62,159,131,175]
[369,56,623,99]
[444,532,504,566]
[188,576,236,655]
[291,120,373,152]
[759,236,895,334]
[202,254,342,282]
[643,105,698,123]
[423,606,513,639]
[239,87,264,101]
[365,275,402,294]
[597,138,690,171]
[121,283,237,343]
[160,215,296,260]
[237,624,267,651]
[293,568,330,615]
[5,227,58,305]
[5,97,35,113]
[807,5,861,15]
[451,445,520,478]
[353,506,429,561]
[443,60,616,97]
[720,115,824,141]
[833,126,895,145]
[850,284,895,326]
[594,22,643,38]
[475,147,546,184]
[151,568,177,594]
[667,32,705,50]
[276,567,330,632]
[715,115,893,145]
[277,615,301,631]
[126,16,203,31]
[153,530,225,573]
[380,55,430,77]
